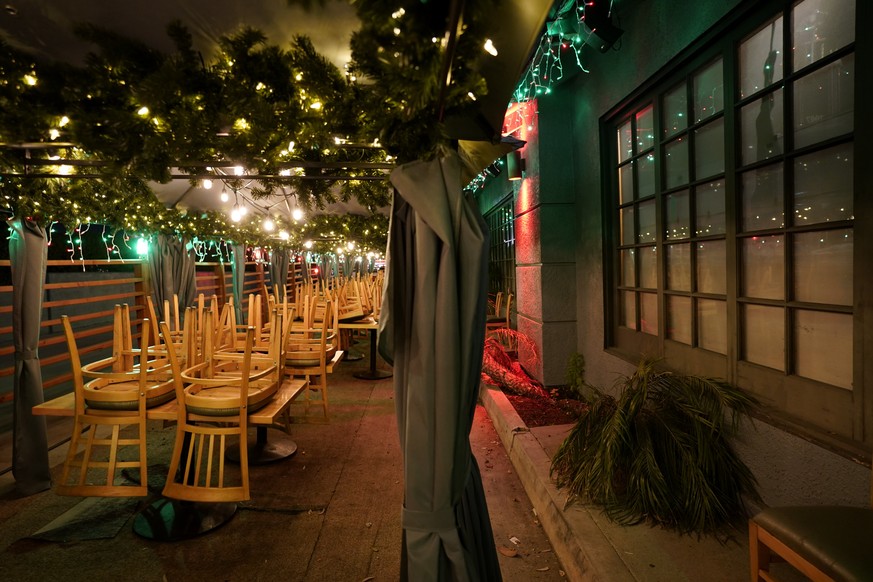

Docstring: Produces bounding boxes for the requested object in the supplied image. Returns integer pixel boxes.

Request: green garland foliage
[1,2,506,250]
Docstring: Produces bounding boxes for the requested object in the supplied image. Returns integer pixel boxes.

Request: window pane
[663,83,687,138]
[794,229,852,305]
[696,180,726,236]
[636,106,655,151]
[793,0,855,72]
[694,59,724,122]
[742,235,784,299]
[742,164,784,231]
[640,245,658,289]
[638,200,656,244]
[793,54,854,149]
[740,89,784,165]
[621,291,637,329]
[664,137,689,189]
[618,119,633,162]
[619,163,634,204]
[743,304,785,371]
[667,243,691,291]
[621,206,635,246]
[697,298,727,354]
[621,248,636,286]
[694,118,725,179]
[667,295,691,344]
[740,17,785,98]
[638,153,656,198]
[795,310,852,389]
[697,240,726,295]
[794,142,854,225]
[665,190,690,240]
[640,293,658,335]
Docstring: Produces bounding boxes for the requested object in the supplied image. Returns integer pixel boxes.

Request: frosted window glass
[795,310,852,389]
[698,299,727,354]
[794,229,852,305]
[793,0,855,71]
[621,206,635,246]
[665,190,690,240]
[667,243,691,291]
[619,163,633,204]
[640,246,658,289]
[622,291,637,330]
[663,83,687,138]
[743,304,785,370]
[742,235,784,299]
[741,164,784,231]
[637,153,656,198]
[740,17,784,98]
[696,181,726,236]
[793,54,854,149]
[794,143,854,226]
[667,295,691,344]
[636,106,655,152]
[665,137,689,189]
[695,118,725,179]
[618,119,633,162]
[697,240,726,295]
[620,249,636,286]
[640,293,658,336]
[638,200,656,244]
[694,59,724,122]
[740,89,784,165]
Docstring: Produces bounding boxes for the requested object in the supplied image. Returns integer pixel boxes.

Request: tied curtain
[9,218,51,495]
[147,234,197,321]
[270,247,290,302]
[230,243,246,323]
[378,152,500,581]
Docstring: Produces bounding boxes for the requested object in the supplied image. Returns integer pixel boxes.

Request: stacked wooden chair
[57,311,174,496]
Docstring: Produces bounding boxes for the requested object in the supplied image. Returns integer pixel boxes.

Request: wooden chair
[284,297,342,420]
[749,481,873,581]
[162,317,282,503]
[57,316,171,497]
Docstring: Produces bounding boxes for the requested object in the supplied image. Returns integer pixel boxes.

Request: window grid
[485,198,516,298]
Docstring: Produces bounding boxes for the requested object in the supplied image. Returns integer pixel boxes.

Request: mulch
[502,390,584,428]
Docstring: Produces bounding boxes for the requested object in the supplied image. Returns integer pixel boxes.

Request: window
[607,0,859,447]
[485,196,516,297]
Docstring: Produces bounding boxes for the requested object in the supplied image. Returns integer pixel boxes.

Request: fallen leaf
[362,578,375,582]
[509,536,521,545]
[498,546,518,558]
[537,567,550,572]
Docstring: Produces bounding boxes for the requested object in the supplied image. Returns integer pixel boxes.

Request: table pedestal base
[353,369,393,380]
[226,426,297,465]
[133,498,237,541]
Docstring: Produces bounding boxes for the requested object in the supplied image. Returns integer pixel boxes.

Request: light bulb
[279,230,289,240]
[137,106,149,116]
[292,208,304,221]
[239,205,248,216]
[303,240,313,249]
[263,217,275,231]
[220,188,229,203]
[234,166,244,176]
[231,206,242,222]
[202,179,213,189]
[346,241,355,251]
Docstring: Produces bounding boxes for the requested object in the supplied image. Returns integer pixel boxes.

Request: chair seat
[753,506,873,581]
[83,377,175,410]
[486,316,505,324]
[184,379,278,416]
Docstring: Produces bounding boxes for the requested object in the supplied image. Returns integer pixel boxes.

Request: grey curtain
[270,247,290,301]
[9,218,51,495]
[147,234,197,321]
[378,153,499,581]
[231,243,245,323]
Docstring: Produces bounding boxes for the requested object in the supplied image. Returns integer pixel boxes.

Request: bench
[749,487,873,581]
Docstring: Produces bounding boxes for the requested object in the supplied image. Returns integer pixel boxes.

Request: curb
[479,384,634,582]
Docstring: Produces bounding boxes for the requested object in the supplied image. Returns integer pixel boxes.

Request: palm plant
[550,358,760,534]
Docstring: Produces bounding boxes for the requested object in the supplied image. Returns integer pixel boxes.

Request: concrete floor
[0,356,565,581]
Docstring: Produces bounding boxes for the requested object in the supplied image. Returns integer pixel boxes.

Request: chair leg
[749,520,770,582]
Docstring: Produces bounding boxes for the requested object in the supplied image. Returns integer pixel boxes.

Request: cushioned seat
[750,506,873,581]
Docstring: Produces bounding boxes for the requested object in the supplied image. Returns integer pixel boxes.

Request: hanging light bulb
[292,208,304,221]
[303,240,313,249]
[230,205,242,222]
[279,230,290,240]
[239,205,248,216]
[263,216,275,231]
[220,186,229,203]
[346,241,355,251]
[202,178,213,189]
[233,166,244,176]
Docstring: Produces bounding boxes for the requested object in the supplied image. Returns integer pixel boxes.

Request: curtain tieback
[15,348,38,359]
[402,505,456,532]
